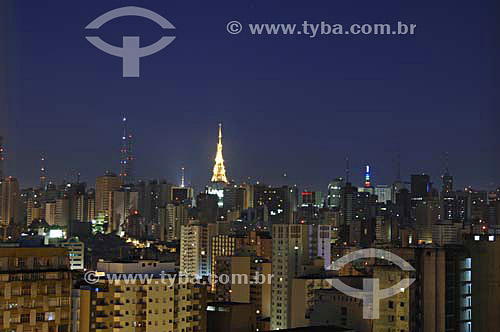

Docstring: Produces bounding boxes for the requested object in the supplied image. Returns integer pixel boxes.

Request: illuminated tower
[0,136,4,181]
[180,167,185,188]
[119,117,134,185]
[364,164,371,188]
[40,155,47,189]
[211,123,228,183]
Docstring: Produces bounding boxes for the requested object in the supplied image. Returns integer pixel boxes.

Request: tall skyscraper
[159,202,188,241]
[45,201,57,225]
[95,172,122,218]
[411,174,431,199]
[109,189,139,234]
[340,182,358,226]
[326,177,344,208]
[0,176,20,238]
[119,117,134,185]
[211,123,228,183]
[270,224,331,330]
[180,222,215,278]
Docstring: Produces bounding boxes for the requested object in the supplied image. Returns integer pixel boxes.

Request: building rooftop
[266,326,355,332]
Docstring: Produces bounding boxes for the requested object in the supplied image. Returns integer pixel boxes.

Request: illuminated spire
[40,154,47,189]
[180,167,185,188]
[345,157,350,183]
[364,164,371,188]
[0,136,4,181]
[211,123,228,183]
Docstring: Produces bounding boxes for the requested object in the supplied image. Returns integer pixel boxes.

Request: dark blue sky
[1,0,498,192]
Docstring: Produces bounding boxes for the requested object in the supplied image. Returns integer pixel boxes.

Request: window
[46,312,55,321]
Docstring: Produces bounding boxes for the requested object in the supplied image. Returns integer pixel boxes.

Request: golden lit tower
[211,123,228,183]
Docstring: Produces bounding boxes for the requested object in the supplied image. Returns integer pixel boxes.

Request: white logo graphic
[327,248,415,319]
[85,6,176,77]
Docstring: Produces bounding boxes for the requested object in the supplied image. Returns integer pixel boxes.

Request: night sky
[1,0,498,192]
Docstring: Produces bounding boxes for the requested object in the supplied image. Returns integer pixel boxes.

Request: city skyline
[0,123,497,192]
[1,0,498,192]
[1,1,499,332]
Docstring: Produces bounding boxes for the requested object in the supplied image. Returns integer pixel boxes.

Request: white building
[180,222,215,278]
[375,184,393,204]
[60,237,84,270]
[97,259,176,274]
[432,221,462,246]
[271,224,331,330]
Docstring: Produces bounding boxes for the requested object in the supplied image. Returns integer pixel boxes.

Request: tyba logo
[85,6,176,77]
[327,248,415,319]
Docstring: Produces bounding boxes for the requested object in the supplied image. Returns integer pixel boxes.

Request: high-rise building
[95,172,122,218]
[45,201,57,225]
[55,196,70,228]
[171,186,194,204]
[223,184,245,213]
[0,246,72,332]
[75,192,89,222]
[466,235,500,332]
[210,234,246,290]
[60,236,84,270]
[442,190,467,222]
[79,260,207,332]
[254,185,298,225]
[86,189,96,221]
[211,123,228,183]
[180,222,215,278]
[415,198,440,244]
[159,202,189,242]
[375,184,392,204]
[109,189,139,234]
[411,174,431,199]
[290,272,334,328]
[309,265,411,332]
[465,188,488,223]
[326,177,344,208]
[340,182,358,226]
[442,169,453,194]
[119,117,134,185]
[270,224,331,330]
[0,176,20,239]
